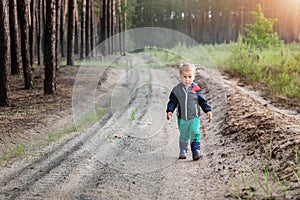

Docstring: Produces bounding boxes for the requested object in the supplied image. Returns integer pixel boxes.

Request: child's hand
[167,112,173,120]
[207,112,212,120]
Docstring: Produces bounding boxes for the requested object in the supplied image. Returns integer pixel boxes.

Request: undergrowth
[226,39,300,99]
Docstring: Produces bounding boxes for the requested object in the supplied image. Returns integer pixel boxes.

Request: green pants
[177,117,201,143]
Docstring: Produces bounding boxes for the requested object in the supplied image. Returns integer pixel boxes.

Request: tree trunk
[60,0,65,57]
[30,0,36,66]
[90,0,95,57]
[17,0,33,89]
[0,0,10,106]
[9,0,22,75]
[85,0,90,57]
[67,0,75,65]
[110,0,115,54]
[80,0,86,59]
[44,0,57,94]
[117,0,122,55]
[56,0,61,69]
[36,0,43,66]
[112,0,116,53]
[106,0,111,54]
[74,4,79,55]
[100,0,106,55]
[122,0,126,54]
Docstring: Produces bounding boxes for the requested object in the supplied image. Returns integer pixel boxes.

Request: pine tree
[244,4,282,48]
[0,0,10,106]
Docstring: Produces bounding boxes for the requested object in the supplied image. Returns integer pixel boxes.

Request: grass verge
[1,144,26,164]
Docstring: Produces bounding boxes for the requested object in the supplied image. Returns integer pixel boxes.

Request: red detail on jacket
[192,85,201,92]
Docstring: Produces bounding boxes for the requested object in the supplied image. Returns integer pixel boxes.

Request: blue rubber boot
[179,142,188,159]
[191,142,201,160]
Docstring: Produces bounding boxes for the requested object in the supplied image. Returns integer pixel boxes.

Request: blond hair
[179,62,196,75]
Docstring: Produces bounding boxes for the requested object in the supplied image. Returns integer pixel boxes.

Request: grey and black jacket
[166,82,211,120]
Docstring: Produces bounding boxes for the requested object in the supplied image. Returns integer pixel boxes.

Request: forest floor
[0,54,299,199]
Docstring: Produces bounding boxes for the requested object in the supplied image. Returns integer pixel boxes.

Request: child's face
[180,70,195,87]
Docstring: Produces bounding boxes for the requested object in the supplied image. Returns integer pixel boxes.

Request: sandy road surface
[0,60,299,199]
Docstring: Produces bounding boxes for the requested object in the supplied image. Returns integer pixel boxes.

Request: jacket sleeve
[166,91,178,113]
[197,91,211,113]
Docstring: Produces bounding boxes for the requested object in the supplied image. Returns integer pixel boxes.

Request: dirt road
[0,58,299,199]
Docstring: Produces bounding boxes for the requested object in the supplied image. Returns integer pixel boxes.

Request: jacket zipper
[182,87,188,120]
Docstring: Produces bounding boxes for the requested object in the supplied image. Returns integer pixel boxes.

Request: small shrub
[244,4,283,49]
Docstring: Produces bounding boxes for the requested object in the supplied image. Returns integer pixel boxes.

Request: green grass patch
[129,109,137,125]
[1,144,26,164]
[219,40,300,100]
[47,107,107,144]
[75,107,107,132]
[60,59,124,69]
[1,107,108,165]
[202,43,232,68]
[143,47,182,65]
[48,122,77,143]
